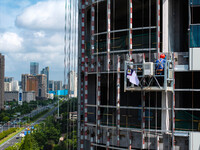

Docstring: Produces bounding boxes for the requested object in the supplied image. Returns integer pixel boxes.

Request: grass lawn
[0,128,25,145]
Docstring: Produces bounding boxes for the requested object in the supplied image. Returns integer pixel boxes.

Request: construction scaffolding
[77,0,200,149]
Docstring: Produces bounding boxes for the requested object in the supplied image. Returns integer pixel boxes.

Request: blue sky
[0,0,78,82]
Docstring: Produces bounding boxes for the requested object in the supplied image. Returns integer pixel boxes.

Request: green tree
[19,134,39,150]
[32,132,47,149]
[44,127,60,143]
[2,116,10,122]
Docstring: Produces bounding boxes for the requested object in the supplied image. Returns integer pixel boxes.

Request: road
[0,106,58,150]
[0,104,53,133]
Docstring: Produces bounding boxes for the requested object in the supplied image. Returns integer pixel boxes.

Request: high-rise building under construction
[77,0,200,149]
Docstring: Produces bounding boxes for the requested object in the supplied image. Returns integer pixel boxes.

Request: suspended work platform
[124,60,174,92]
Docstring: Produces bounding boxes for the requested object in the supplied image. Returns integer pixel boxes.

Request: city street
[0,104,53,133]
[0,106,58,149]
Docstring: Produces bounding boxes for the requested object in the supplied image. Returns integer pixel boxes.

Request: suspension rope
[96,1,100,149]
[191,2,194,150]
[172,53,176,150]
[148,92,151,150]
[157,0,161,58]
[142,91,146,149]
[111,0,115,147]
[148,1,152,149]
[91,0,95,72]
[106,0,111,149]
[129,0,133,61]
[116,56,120,147]
[64,0,69,148]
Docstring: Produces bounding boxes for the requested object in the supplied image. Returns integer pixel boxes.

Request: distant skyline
[0,0,78,82]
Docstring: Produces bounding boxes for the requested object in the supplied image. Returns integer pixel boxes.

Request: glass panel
[190,25,200,47]
[175,110,200,131]
[132,28,157,49]
[88,107,96,124]
[100,108,116,126]
[121,109,141,128]
[133,0,157,28]
[111,31,128,51]
[100,74,116,106]
[88,74,96,105]
[144,110,161,129]
[120,109,161,129]
[95,1,107,33]
[94,34,107,53]
[191,7,200,24]
[111,0,128,30]
[190,0,200,5]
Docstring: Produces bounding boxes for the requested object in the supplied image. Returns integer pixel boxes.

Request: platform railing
[124,60,174,92]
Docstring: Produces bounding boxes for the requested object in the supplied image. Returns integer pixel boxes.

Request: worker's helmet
[160,54,165,59]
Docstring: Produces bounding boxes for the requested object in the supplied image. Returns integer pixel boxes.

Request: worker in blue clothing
[156,54,166,75]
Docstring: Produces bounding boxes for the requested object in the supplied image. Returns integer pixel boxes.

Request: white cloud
[0,32,23,52]
[16,0,65,30]
[34,31,45,38]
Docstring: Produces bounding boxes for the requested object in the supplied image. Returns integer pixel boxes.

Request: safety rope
[64,0,69,148]
[96,1,100,149]
[106,0,111,149]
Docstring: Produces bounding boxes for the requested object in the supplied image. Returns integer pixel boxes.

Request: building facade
[4,91,36,103]
[54,81,62,91]
[78,0,200,149]
[4,91,18,102]
[23,91,36,103]
[37,74,47,98]
[69,71,77,97]
[21,74,47,99]
[0,54,4,110]
[41,67,49,93]
[49,80,54,91]
[21,74,38,96]
[4,77,14,83]
[4,82,12,91]
[27,75,38,96]
[30,62,39,75]
[11,80,19,91]
[21,74,28,92]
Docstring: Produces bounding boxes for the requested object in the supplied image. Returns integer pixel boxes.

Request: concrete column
[162,0,169,53]
[161,91,170,131]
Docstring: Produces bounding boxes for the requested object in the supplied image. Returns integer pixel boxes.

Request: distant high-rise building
[21,74,47,99]
[27,75,38,96]
[30,62,39,75]
[21,74,38,97]
[4,82,12,91]
[4,77,19,92]
[41,67,49,93]
[21,74,28,92]
[54,81,62,91]
[36,74,47,98]
[11,80,19,91]
[0,53,5,109]
[49,80,54,91]
[4,77,14,82]
[69,71,77,97]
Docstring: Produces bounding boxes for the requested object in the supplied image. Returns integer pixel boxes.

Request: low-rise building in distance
[4,91,36,103]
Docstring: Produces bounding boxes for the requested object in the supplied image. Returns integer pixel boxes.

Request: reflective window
[190,0,200,5]
[190,25,200,47]
[191,7,200,24]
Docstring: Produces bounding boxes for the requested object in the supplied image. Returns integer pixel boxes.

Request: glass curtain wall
[190,0,200,47]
